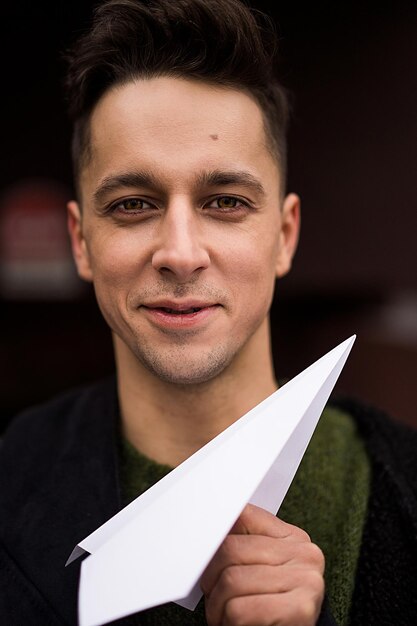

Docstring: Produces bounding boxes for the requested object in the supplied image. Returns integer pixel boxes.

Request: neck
[115,320,278,466]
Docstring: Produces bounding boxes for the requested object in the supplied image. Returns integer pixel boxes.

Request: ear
[275,193,301,278]
[67,200,94,282]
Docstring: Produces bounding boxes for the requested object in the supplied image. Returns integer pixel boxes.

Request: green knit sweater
[119,406,370,625]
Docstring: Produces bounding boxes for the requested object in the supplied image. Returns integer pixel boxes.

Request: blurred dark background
[1,0,416,431]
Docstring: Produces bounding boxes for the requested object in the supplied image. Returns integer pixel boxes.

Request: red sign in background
[0,179,81,299]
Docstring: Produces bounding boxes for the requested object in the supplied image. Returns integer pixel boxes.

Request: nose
[151,203,210,281]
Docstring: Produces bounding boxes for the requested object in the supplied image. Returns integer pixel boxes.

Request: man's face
[68,77,299,384]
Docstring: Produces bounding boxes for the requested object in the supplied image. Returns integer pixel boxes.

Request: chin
[135,344,233,386]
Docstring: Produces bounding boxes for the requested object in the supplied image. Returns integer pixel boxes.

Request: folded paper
[68,335,356,626]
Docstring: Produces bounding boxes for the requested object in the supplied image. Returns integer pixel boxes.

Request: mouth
[141,302,219,328]
[147,306,204,315]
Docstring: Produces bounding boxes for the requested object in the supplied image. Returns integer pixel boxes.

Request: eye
[109,197,154,214]
[206,196,249,211]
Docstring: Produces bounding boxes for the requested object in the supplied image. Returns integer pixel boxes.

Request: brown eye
[123,199,144,211]
[217,196,238,208]
[205,195,250,215]
[110,197,153,214]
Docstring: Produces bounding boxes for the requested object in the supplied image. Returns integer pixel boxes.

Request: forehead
[82,77,280,194]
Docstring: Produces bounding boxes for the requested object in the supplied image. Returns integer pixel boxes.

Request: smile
[141,303,219,329]
[156,307,202,315]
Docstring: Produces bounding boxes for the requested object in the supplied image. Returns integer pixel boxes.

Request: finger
[220,587,323,626]
[230,504,311,543]
[201,535,324,596]
[205,564,324,626]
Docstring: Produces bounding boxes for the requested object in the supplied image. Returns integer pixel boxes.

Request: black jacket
[1,378,416,625]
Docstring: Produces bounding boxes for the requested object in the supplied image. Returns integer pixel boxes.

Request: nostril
[151,244,210,278]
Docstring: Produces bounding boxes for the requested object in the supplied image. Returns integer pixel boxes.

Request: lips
[141,301,219,329]
[142,300,215,313]
[153,306,203,315]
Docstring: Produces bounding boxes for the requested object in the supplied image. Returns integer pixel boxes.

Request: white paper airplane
[68,335,355,626]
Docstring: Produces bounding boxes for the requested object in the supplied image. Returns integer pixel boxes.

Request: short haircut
[65,0,290,196]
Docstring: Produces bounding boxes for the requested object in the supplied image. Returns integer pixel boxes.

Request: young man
[1,1,416,625]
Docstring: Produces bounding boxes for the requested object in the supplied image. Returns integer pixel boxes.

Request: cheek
[88,230,146,285]
[86,234,141,333]
[224,232,279,308]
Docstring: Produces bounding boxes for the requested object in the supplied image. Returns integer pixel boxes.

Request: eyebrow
[197,170,266,197]
[93,171,159,205]
[93,168,266,205]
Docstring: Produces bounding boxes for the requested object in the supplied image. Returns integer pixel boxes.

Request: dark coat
[1,378,416,625]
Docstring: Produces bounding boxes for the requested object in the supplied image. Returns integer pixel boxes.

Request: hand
[201,504,325,626]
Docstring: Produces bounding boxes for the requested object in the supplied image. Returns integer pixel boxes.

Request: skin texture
[202,504,325,626]
[68,77,324,625]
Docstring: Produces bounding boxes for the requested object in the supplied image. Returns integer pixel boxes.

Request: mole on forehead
[210,134,219,140]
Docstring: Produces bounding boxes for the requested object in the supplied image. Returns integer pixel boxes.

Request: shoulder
[333,402,417,622]
[331,396,417,464]
[330,395,417,504]
[0,376,118,491]
[0,377,119,625]
[2,377,116,446]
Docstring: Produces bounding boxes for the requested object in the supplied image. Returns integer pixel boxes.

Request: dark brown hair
[65,0,289,192]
